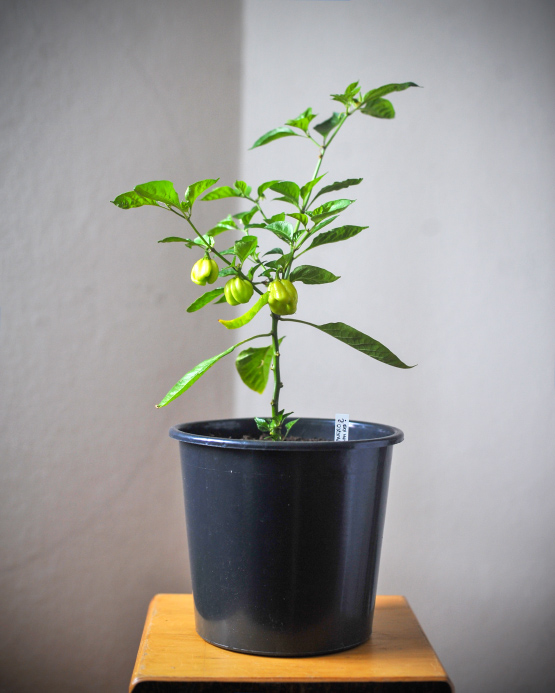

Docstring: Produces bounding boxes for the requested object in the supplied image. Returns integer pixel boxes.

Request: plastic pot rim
[169,417,403,451]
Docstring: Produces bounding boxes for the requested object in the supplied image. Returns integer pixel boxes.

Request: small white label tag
[334,414,350,441]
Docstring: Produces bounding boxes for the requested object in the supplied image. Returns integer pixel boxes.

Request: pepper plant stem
[271,312,281,423]
[288,110,354,265]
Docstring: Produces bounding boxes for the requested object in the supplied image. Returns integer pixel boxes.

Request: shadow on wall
[0,1,243,691]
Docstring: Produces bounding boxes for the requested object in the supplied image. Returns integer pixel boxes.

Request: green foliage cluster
[112,80,418,440]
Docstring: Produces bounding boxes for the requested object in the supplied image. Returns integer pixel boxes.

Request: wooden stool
[130,594,453,692]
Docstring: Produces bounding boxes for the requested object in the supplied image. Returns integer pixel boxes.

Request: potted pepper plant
[112,80,418,656]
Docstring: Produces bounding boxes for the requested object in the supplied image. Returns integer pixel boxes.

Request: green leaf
[218,266,237,278]
[206,226,230,238]
[289,265,340,284]
[234,180,252,197]
[269,181,300,206]
[248,262,263,280]
[183,178,218,209]
[307,224,367,250]
[254,417,270,432]
[345,80,361,94]
[234,235,258,262]
[234,206,258,226]
[287,212,309,226]
[201,186,241,201]
[313,178,362,201]
[265,220,294,243]
[156,347,237,407]
[251,127,299,149]
[158,236,194,246]
[192,233,214,248]
[207,215,238,237]
[134,181,179,207]
[267,212,286,224]
[331,82,361,106]
[362,82,419,102]
[156,334,267,408]
[309,199,354,223]
[111,191,157,209]
[219,292,269,330]
[300,174,326,202]
[234,208,254,221]
[310,215,339,234]
[273,196,299,208]
[263,247,284,256]
[186,287,225,313]
[274,251,295,269]
[286,107,317,133]
[315,322,413,369]
[236,344,274,393]
[361,98,395,119]
[313,112,345,138]
[257,180,280,198]
[284,418,299,437]
[220,214,239,228]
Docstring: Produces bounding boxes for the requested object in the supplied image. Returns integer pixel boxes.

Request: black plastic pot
[170,418,403,657]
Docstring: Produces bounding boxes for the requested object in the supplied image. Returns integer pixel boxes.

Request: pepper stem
[271,312,281,432]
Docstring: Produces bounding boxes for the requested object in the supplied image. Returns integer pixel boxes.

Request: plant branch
[292,108,357,254]
[279,317,316,328]
[270,313,281,421]
[166,206,263,295]
[247,196,269,221]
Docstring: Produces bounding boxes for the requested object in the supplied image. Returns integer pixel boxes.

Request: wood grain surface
[130,594,453,692]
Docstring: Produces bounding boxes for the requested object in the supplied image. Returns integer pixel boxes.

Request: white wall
[238,1,555,692]
[0,1,241,690]
[2,1,554,692]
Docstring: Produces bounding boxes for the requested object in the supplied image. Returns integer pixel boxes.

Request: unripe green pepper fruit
[268,279,298,315]
[224,277,254,306]
[191,256,219,286]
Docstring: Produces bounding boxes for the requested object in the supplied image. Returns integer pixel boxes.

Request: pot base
[198,634,370,658]
[194,601,375,657]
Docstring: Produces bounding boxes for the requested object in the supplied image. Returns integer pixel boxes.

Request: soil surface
[241,435,328,442]
[203,433,329,442]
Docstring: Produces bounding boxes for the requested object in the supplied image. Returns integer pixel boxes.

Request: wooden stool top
[130,594,453,692]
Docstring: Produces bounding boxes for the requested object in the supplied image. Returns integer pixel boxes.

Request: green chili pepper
[224,277,254,306]
[268,279,298,315]
[191,256,219,286]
